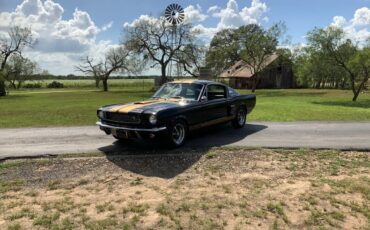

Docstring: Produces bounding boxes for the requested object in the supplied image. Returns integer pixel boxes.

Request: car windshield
[152,83,203,101]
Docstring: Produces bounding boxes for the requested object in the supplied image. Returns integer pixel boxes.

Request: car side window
[207,85,226,101]
[228,87,239,97]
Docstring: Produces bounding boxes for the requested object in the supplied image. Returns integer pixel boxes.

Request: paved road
[0,122,369,159]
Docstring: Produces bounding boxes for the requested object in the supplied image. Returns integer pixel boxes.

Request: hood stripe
[109,99,181,113]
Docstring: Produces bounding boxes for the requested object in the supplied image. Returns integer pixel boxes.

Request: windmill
[164,3,184,80]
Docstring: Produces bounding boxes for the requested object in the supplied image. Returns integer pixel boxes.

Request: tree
[76,56,103,88]
[293,46,348,89]
[348,46,370,95]
[306,27,366,101]
[205,29,240,76]
[237,23,284,92]
[3,55,37,89]
[0,26,35,96]
[123,17,201,84]
[76,46,137,91]
[173,44,205,77]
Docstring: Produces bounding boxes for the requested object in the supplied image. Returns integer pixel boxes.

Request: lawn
[0,147,369,229]
[0,83,370,128]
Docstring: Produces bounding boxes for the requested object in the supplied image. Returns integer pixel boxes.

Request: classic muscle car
[96,80,256,147]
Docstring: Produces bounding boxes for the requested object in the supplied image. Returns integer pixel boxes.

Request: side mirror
[200,96,207,101]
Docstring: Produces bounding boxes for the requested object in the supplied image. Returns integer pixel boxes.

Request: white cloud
[211,0,268,29]
[102,21,113,31]
[331,16,347,28]
[352,7,370,26]
[0,0,116,75]
[123,0,268,42]
[192,0,268,40]
[207,5,220,14]
[330,7,370,44]
[184,4,208,23]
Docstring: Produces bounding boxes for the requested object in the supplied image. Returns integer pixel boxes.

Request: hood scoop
[133,100,159,105]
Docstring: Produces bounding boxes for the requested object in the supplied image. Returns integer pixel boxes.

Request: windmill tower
[164,3,184,80]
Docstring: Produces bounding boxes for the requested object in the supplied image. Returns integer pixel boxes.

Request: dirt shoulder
[0,147,369,229]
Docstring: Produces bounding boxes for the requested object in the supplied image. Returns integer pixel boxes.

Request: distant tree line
[205,24,369,101]
[293,27,370,101]
[1,20,368,101]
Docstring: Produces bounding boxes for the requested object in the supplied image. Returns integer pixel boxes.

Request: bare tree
[76,56,103,88]
[76,46,136,91]
[173,44,205,78]
[0,26,35,96]
[123,18,200,84]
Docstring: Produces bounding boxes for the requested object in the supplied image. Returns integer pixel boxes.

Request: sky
[0,0,369,75]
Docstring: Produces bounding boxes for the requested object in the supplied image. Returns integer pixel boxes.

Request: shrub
[23,83,42,89]
[47,81,64,88]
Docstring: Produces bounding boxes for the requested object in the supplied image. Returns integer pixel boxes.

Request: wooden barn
[219,54,295,89]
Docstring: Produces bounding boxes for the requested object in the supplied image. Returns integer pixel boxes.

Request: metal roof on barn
[220,53,279,78]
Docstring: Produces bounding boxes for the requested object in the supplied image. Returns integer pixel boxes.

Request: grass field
[0,147,369,229]
[22,79,155,89]
[0,80,370,128]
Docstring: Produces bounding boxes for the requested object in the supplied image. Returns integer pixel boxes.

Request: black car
[97,80,256,147]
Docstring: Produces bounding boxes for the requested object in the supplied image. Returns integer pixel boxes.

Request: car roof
[171,79,226,86]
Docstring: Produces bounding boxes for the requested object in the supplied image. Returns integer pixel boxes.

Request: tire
[167,119,188,147]
[232,107,246,129]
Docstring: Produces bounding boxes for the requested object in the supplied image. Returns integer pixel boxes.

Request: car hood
[102,98,190,114]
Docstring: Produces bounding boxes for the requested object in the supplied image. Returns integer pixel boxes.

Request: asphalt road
[0,122,369,159]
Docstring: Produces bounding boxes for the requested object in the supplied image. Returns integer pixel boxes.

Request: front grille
[104,112,141,124]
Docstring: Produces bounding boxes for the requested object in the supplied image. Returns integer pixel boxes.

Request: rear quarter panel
[231,94,256,114]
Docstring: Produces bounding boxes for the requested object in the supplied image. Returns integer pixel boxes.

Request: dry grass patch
[0,147,369,229]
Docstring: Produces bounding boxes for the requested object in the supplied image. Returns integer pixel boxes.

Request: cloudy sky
[0,0,369,75]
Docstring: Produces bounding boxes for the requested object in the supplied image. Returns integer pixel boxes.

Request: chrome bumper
[96,121,167,132]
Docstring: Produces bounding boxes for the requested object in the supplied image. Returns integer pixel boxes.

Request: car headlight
[149,114,157,125]
[98,110,104,119]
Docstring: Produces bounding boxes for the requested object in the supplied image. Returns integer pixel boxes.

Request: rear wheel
[232,107,246,128]
[167,119,188,147]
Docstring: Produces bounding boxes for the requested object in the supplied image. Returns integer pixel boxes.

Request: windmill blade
[164,3,185,25]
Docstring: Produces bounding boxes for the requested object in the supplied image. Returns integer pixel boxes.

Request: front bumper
[96,121,167,140]
[96,121,167,132]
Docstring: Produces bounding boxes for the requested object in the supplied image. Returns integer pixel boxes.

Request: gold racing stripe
[109,99,181,113]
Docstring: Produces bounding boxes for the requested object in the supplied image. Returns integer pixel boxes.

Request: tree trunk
[0,80,6,96]
[251,77,257,93]
[340,78,346,89]
[102,79,108,92]
[352,89,360,102]
[95,79,100,88]
[352,77,368,102]
[160,65,168,85]
[10,80,16,89]
[17,81,22,89]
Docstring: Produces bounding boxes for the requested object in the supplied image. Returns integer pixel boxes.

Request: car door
[202,84,228,122]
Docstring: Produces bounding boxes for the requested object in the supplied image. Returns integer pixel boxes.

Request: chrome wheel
[237,109,246,126]
[171,123,185,145]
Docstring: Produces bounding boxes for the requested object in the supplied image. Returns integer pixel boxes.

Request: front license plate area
[111,128,117,136]
[116,129,129,139]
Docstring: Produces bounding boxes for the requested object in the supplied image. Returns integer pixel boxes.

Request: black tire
[167,119,188,147]
[232,107,247,129]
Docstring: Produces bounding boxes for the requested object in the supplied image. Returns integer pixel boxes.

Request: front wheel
[167,119,188,147]
[232,107,246,129]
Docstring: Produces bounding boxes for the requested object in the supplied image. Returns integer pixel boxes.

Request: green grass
[245,89,370,121]
[0,84,370,127]
[21,78,155,89]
